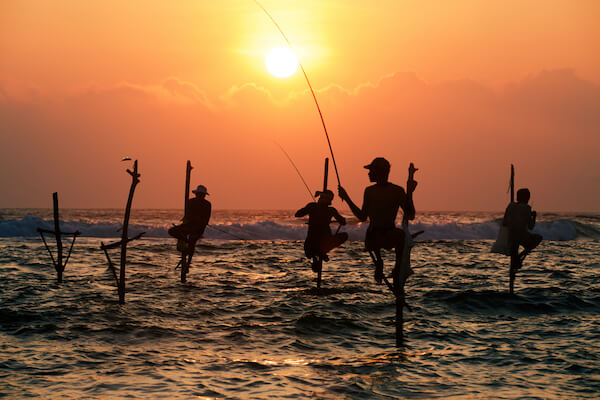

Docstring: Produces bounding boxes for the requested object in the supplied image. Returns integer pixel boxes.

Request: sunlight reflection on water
[0,211,599,398]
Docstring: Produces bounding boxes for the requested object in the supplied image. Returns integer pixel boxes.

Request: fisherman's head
[316,189,334,205]
[364,157,390,183]
[516,188,530,204]
[192,185,209,199]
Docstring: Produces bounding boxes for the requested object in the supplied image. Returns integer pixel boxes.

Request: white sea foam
[0,214,593,241]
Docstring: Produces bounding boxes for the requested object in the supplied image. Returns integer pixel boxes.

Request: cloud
[1,70,599,210]
[71,78,215,109]
[220,82,277,108]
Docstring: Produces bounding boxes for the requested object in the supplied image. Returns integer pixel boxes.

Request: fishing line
[253,0,341,186]
[207,224,247,240]
[274,141,315,202]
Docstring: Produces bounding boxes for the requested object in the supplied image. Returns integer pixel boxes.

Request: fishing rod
[274,141,315,202]
[254,0,341,186]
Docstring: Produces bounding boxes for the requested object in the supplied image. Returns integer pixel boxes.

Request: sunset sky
[1,0,599,211]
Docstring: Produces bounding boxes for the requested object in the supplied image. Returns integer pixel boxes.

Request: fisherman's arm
[199,202,211,235]
[294,203,313,218]
[528,209,537,230]
[338,186,367,221]
[332,209,346,225]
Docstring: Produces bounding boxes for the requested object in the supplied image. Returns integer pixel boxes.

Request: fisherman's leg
[184,235,200,271]
[168,224,188,241]
[311,256,322,273]
[519,234,542,262]
[373,249,384,284]
[509,242,520,294]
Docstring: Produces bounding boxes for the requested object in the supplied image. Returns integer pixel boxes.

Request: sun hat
[192,185,209,195]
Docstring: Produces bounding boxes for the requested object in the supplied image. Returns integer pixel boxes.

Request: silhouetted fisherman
[503,188,542,293]
[169,185,211,253]
[338,157,416,287]
[295,189,348,273]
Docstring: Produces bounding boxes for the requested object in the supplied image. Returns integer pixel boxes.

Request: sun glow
[265,47,299,78]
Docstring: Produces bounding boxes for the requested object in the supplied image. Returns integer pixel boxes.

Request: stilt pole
[509,164,516,294]
[385,163,418,345]
[181,160,193,283]
[37,193,80,283]
[510,164,515,203]
[118,160,140,304]
[322,158,329,192]
[315,158,329,290]
[98,161,142,303]
[53,193,63,283]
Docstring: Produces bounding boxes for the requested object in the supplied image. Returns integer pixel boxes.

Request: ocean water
[1,209,599,399]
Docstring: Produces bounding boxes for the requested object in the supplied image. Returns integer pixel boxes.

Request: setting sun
[265,47,299,78]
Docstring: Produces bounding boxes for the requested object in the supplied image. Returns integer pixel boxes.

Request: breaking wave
[0,215,597,241]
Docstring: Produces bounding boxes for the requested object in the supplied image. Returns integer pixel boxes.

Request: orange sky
[1,0,599,211]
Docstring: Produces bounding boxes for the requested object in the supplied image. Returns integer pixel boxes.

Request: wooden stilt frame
[37,192,80,283]
[510,164,515,204]
[100,160,143,304]
[176,160,194,283]
[508,164,518,294]
[315,157,329,290]
[369,163,419,346]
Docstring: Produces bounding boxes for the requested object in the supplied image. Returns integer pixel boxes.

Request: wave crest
[0,215,596,241]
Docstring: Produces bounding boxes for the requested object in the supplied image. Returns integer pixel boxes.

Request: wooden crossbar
[100,232,145,250]
[36,228,81,236]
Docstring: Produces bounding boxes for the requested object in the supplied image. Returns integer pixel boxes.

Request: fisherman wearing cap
[338,157,416,284]
[168,184,212,246]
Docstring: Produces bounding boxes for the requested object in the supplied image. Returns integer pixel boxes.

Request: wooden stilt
[509,164,516,294]
[180,160,193,283]
[322,158,329,194]
[118,160,139,303]
[316,257,322,290]
[53,193,63,282]
[37,192,80,283]
[99,160,143,304]
[510,164,515,204]
[315,158,329,290]
[367,163,418,346]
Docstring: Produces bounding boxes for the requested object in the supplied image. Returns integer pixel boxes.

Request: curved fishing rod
[254,0,341,186]
[274,141,315,202]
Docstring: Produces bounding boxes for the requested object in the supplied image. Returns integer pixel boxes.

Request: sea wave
[0,215,597,241]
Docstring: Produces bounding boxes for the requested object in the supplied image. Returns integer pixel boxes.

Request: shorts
[365,227,405,251]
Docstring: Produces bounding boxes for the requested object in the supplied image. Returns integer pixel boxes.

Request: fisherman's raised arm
[332,209,347,225]
[402,180,417,221]
[338,186,367,222]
